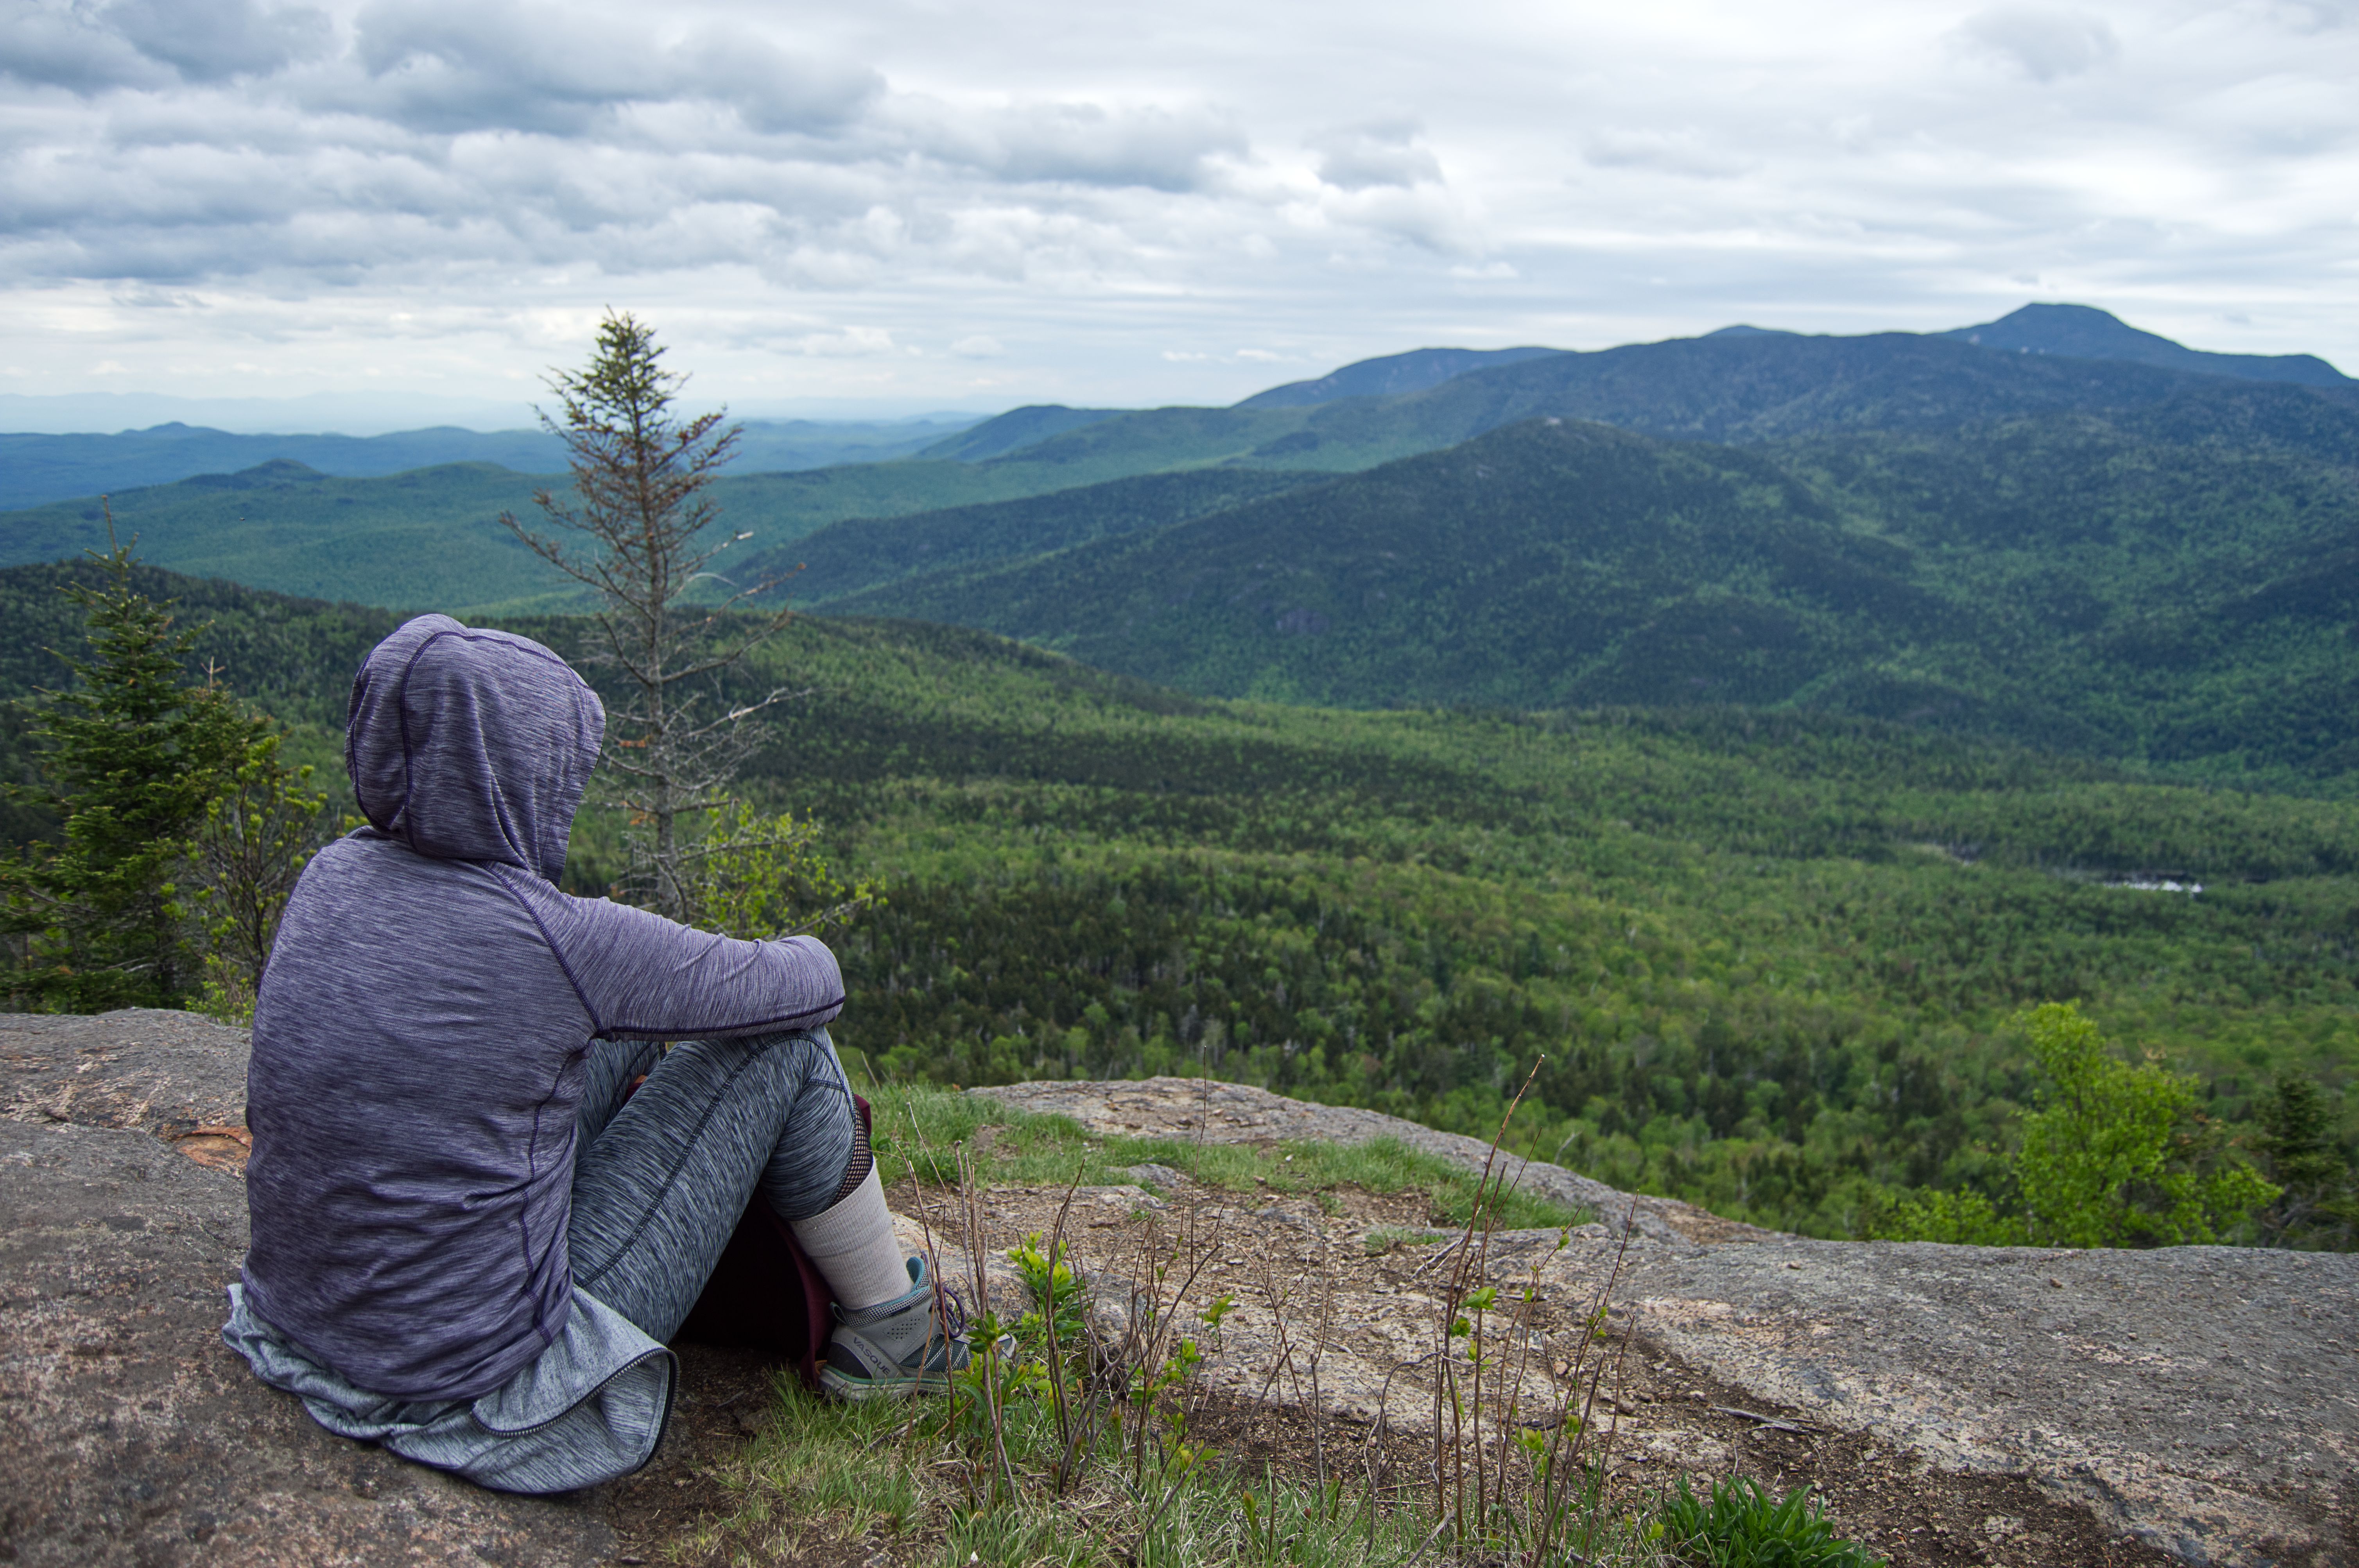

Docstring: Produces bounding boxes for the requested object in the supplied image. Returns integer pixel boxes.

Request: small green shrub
[1658,1475,1884,1567]
[1872,1002,2279,1248]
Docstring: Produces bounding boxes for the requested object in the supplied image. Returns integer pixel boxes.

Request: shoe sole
[818,1362,956,1402]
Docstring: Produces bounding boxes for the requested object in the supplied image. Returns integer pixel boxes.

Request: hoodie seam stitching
[519,1049,579,1355]
[598,995,846,1039]
[495,866,607,1038]
[385,628,451,850]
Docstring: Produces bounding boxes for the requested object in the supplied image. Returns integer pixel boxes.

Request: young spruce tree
[499,311,803,923]
[0,532,254,1010]
[2255,1074,2356,1249]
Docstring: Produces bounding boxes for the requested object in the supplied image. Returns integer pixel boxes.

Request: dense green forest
[0,457,1063,615]
[5,564,2348,1238]
[815,405,2359,788]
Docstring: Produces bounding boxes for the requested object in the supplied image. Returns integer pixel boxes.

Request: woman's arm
[496,869,845,1040]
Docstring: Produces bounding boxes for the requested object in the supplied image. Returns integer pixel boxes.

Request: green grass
[1362,1225,1452,1255]
[857,1075,1591,1231]
[713,1372,1456,1568]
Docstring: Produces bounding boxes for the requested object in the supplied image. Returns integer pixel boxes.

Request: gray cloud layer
[1,0,2353,414]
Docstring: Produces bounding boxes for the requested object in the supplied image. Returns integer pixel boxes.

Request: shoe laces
[931,1274,968,1342]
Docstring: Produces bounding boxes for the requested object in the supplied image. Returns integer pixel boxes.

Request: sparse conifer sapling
[499,310,802,922]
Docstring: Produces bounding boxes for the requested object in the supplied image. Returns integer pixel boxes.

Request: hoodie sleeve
[496,870,846,1040]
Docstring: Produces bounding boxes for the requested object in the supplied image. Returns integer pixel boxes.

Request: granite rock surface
[981,1077,2359,1567]
[0,1011,619,1566]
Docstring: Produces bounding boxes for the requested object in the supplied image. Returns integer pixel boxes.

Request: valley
[2,302,2352,1241]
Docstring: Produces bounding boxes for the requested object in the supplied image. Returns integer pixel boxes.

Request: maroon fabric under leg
[674,1095,871,1389]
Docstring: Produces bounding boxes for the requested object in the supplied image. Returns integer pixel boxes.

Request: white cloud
[1583,129,1755,180]
[770,325,902,357]
[0,0,2352,416]
[1953,7,2121,82]
[1309,118,1441,191]
[948,334,1004,357]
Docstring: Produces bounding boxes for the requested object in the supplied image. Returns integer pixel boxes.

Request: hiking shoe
[818,1255,970,1401]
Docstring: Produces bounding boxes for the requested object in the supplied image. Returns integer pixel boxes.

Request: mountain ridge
[814,404,2359,781]
[1940,302,2349,387]
[1232,345,1564,409]
[0,415,986,514]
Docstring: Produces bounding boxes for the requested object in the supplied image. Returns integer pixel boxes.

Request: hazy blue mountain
[9,306,2353,652]
[0,416,986,512]
[926,323,2359,479]
[1289,329,2257,450]
[1232,345,1564,409]
[0,425,565,512]
[0,438,1299,614]
[1939,303,2350,387]
[913,406,1127,461]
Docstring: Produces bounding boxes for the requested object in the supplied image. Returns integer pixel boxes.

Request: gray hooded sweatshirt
[240,615,844,1402]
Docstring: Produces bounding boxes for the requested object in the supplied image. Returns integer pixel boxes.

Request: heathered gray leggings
[565,1027,857,1341]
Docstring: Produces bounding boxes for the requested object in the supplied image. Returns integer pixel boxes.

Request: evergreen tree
[2256,1074,2356,1249]
[0,531,252,1010]
[498,311,795,920]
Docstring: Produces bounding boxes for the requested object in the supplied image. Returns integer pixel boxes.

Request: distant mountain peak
[913,405,1128,464]
[1941,303,2349,387]
[1235,345,1565,410]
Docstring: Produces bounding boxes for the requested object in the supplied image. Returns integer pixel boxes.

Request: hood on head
[344,615,605,882]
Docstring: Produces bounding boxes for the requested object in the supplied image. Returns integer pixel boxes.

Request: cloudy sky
[3,0,2354,427]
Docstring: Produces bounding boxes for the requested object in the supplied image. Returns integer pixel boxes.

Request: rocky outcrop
[979,1078,2359,1567]
[0,1011,621,1566]
[3,1022,2351,1566]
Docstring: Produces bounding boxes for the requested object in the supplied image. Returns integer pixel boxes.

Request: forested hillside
[816,403,2359,786]
[5,565,2347,1237]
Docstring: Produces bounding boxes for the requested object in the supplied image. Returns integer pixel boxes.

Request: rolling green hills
[9,565,2345,1236]
[749,467,1327,604]
[11,313,2353,622]
[812,402,2359,785]
[10,362,2351,791]
[0,453,1180,615]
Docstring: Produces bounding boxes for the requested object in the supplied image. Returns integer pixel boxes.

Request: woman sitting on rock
[222,614,965,1494]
